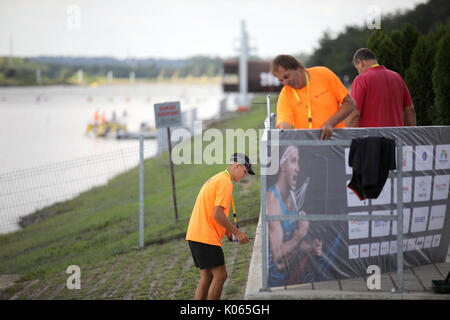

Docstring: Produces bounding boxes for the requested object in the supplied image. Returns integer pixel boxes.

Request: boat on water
[85,121,127,138]
[85,121,157,139]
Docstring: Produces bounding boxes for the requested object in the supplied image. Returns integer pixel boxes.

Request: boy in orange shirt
[186,153,254,300]
[272,54,356,140]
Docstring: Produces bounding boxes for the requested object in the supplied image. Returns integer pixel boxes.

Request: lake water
[0,83,226,173]
[0,83,230,233]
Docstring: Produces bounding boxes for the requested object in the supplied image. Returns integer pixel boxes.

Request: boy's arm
[213,206,249,244]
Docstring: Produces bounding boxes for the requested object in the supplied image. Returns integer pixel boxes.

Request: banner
[265,127,450,288]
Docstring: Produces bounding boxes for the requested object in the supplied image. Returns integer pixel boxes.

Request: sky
[0,0,427,60]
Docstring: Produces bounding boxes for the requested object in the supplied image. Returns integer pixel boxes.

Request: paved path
[245,217,450,300]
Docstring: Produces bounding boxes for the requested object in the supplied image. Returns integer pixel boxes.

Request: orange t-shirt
[186,170,233,246]
[276,66,349,129]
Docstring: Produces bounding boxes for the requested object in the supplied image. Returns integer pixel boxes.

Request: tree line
[367,24,450,125]
[307,0,450,125]
[0,55,223,86]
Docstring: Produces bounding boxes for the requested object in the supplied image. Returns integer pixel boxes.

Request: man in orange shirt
[272,55,356,139]
[186,153,254,300]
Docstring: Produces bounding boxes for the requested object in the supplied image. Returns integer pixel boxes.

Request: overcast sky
[0,0,427,59]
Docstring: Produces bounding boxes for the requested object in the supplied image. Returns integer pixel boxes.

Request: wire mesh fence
[0,142,158,234]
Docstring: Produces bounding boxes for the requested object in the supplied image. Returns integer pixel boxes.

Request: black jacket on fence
[347,136,396,200]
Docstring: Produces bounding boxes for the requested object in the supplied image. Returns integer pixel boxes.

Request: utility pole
[77,69,83,84]
[239,20,249,107]
[8,34,13,65]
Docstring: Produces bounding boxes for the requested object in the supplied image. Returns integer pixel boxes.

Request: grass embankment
[0,95,278,300]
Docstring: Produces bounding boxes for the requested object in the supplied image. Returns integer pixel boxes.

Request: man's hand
[214,206,249,244]
[320,121,334,140]
[320,94,356,139]
[279,122,293,130]
[404,105,416,126]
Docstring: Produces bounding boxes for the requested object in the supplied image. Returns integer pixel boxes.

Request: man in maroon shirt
[346,48,416,127]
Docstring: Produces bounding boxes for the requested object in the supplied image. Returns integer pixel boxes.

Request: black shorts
[188,240,225,270]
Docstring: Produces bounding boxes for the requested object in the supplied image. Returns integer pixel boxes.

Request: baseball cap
[229,153,255,175]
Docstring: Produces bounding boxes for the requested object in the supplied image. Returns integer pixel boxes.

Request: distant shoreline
[0,76,222,88]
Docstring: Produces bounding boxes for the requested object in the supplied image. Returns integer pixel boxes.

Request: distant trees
[390,24,420,75]
[367,23,450,125]
[367,27,403,75]
[0,55,224,86]
[404,26,447,125]
[307,0,450,98]
[340,0,450,126]
[432,31,450,125]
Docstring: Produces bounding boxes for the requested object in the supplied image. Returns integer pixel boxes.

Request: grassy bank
[0,94,277,300]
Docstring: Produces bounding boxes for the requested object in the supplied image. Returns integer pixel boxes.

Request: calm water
[0,83,225,173]
[0,83,230,233]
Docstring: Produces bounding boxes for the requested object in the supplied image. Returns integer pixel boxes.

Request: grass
[0,94,278,300]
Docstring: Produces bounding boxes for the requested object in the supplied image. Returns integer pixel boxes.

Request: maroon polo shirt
[350,65,413,127]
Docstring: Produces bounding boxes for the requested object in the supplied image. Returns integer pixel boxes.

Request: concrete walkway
[245,217,450,300]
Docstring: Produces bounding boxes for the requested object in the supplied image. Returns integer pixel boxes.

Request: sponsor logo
[417,180,428,198]
[414,216,426,223]
[440,149,448,161]
[402,150,408,167]
[416,238,424,247]
[421,151,427,161]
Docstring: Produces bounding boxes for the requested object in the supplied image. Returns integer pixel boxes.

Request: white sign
[407,238,416,251]
[154,101,182,128]
[432,175,450,200]
[389,240,397,254]
[428,205,446,231]
[360,243,370,258]
[371,210,391,237]
[370,242,380,257]
[413,176,432,202]
[424,235,433,248]
[395,146,413,172]
[415,237,424,250]
[345,148,352,175]
[380,241,390,255]
[435,144,450,169]
[411,207,429,233]
[348,212,369,239]
[392,208,411,235]
[432,234,442,247]
[415,145,433,171]
[393,177,412,203]
[349,244,359,259]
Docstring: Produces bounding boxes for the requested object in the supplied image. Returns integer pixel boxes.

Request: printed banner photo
[265,127,450,288]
